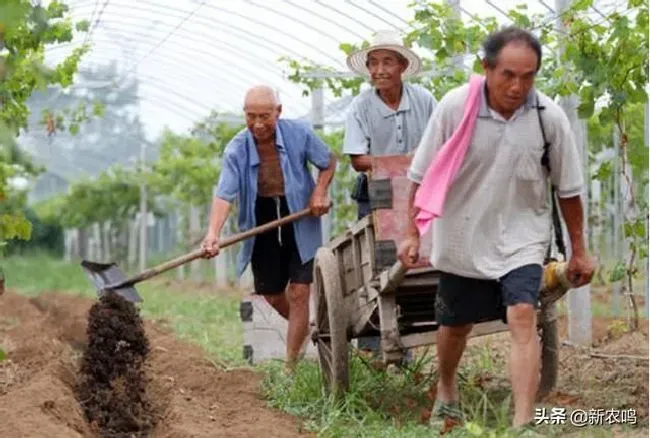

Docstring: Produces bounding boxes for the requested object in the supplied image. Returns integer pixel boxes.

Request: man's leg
[285,282,310,369]
[264,294,290,320]
[500,264,543,427]
[436,324,473,402]
[431,272,503,427]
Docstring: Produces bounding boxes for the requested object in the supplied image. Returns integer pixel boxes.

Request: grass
[2,253,647,437]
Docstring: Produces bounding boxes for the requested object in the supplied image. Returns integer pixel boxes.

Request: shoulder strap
[535,94,567,261]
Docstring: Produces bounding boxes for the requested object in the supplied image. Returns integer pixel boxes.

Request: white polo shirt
[408,82,584,279]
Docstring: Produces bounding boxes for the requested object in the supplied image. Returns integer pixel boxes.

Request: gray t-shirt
[408,82,584,279]
[343,83,436,156]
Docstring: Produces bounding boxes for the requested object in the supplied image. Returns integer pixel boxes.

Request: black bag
[351,173,370,202]
[535,95,567,262]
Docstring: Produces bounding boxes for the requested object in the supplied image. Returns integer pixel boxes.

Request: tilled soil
[0,291,310,438]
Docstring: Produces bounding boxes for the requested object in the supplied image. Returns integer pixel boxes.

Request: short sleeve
[548,110,584,198]
[305,128,332,170]
[408,103,448,184]
[342,106,369,155]
[422,88,437,118]
[214,149,239,202]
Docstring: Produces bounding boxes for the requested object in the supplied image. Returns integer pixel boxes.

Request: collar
[246,123,286,167]
[478,82,537,118]
[372,84,411,118]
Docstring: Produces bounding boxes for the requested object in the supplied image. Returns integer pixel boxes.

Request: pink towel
[413,74,485,236]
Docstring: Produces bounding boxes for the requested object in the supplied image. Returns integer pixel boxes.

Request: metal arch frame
[242,0,361,44]
[368,0,411,28]
[64,0,346,68]
[125,0,211,73]
[45,23,311,109]
[45,44,272,108]
[63,0,341,66]
[44,51,313,118]
[46,4,340,106]
[246,0,366,41]
[318,0,403,33]
[45,49,259,106]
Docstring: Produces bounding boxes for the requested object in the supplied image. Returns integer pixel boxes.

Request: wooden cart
[310,155,559,399]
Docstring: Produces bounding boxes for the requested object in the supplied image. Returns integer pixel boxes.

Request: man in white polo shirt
[343,29,436,357]
[399,27,594,432]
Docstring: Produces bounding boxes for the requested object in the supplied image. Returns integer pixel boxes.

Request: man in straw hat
[343,29,437,358]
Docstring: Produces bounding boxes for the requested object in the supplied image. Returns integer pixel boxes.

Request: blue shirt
[214,118,333,277]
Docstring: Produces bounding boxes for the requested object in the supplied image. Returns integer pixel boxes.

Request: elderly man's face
[244,101,281,143]
[482,42,538,117]
[367,49,406,91]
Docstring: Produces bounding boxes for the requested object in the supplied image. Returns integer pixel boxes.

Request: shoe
[508,421,546,437]
[429,399,463,433]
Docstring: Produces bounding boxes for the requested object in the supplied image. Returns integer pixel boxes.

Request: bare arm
[207,197,232,238]
[308,153,337,216]
[314,153,337,193]
[397,181,422,268]
[557,195,586,256]
[350,154,372,172]
[406,181,420,238]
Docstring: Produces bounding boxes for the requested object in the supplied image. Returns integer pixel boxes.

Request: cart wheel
[537,302,559,401]
[313,247,349,398]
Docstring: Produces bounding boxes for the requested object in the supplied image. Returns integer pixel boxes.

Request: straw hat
[346,29,423,78]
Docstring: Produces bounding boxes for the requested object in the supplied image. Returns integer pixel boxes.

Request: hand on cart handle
[398,234,420,269]
[566,251,595,287]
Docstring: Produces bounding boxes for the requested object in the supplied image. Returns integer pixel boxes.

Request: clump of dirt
[75,291,156,436]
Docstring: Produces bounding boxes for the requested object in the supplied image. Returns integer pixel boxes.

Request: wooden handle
[108,208,313,290]
[379,260,408,294]
[218,207,312,249]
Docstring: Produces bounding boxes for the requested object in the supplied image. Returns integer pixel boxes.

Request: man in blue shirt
[201,85,337,371]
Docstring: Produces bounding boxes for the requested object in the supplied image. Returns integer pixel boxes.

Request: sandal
[429,399,463,433]
[508,420,546,437]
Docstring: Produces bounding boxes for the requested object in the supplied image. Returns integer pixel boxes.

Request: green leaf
[75,19,89,32]
[464,422,484,436]
[69,122,79,135]
[577,98,595,119]
[0,348,6,362]
[609,262,626,282]
[592,161,613,181]
[338,43,355,55]
[572,0,594,11]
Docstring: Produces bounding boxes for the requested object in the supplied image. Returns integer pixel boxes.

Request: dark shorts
[435,264,543,326]
[251,196,313,295]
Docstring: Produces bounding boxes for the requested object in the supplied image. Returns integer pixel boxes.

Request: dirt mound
[76,292,155,436]
[0,291,309,438]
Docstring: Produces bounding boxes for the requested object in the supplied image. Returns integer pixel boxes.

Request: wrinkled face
[482,42,539,116]
[244,101,281,143]
[366,49,407,91]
